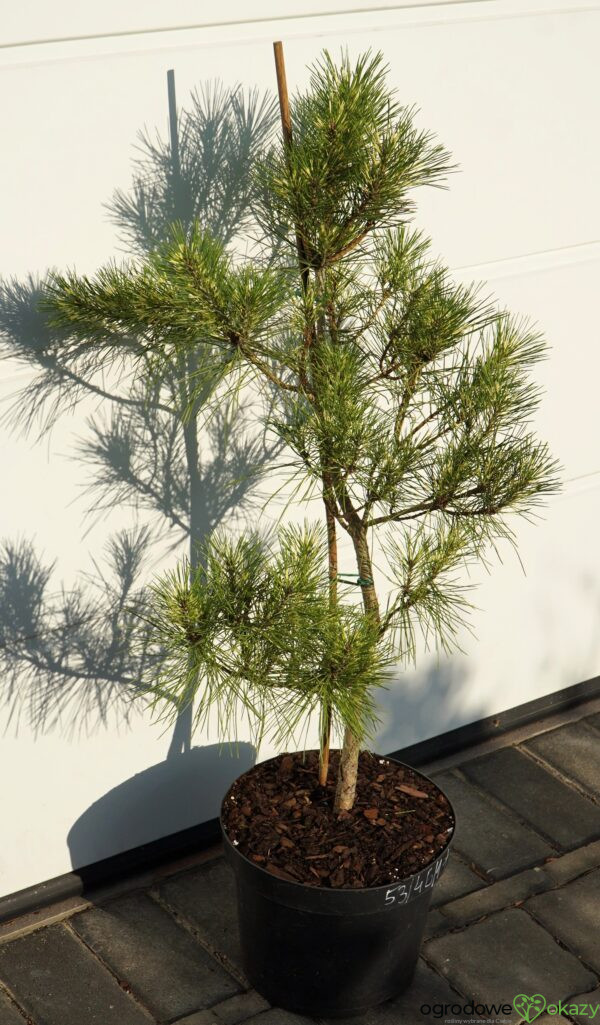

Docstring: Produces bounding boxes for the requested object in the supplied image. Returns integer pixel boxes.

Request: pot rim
[220,749,456,896]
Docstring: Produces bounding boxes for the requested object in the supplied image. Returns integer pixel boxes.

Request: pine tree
[43,48,559,812]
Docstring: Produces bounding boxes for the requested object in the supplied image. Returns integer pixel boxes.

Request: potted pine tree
[44,44,559,1018]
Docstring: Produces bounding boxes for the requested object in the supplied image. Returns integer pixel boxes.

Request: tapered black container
[221,755,455,1019]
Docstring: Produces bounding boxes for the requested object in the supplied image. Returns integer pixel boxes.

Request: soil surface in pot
[221,750,454,888]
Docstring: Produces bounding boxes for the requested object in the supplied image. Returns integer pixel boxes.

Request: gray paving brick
[157,858,242,967]
[210,991,270,1023]
[542,839,600,886]
[461,748,600,850]
[430,851,487,907]
[0,924,151,1025]
[585,711,600,733]
[0,895,90,946]
[526,868,600,972]
[433,771,553,879]
[425,908,595,1022]
[0,989,28,1025]
[524,720,600,799]
[441,866,550,926]
[71,891,240,1021]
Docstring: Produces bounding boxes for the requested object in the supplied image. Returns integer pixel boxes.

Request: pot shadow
[67,742,255,873]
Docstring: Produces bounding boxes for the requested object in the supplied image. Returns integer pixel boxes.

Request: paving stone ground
[2,706,600,1025]
[523,720,600,799]
[461,746,600,850]
[432,769,554,879]
[71,891,241,1019]
[426,908,596,1022]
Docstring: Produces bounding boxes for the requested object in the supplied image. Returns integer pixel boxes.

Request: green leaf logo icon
[513,994,546,1022]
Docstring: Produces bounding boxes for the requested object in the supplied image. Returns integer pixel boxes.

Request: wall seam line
[2,0,599,53]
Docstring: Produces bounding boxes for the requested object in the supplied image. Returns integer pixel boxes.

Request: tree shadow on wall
[373,657,490,757]
[0,72,278,867]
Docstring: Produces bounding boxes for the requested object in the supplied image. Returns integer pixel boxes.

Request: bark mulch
[221,749,454,888]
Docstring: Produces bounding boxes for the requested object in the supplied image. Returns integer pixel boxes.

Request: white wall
[1,0,599,898]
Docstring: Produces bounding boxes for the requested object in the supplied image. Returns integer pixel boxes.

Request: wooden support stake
[272,41,310,292]
[273,41,293,149]
[272,40,332,787]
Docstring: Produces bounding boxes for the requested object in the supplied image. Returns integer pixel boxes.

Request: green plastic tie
[336,572,373,587]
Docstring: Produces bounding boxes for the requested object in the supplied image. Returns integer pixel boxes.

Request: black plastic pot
[221,754,455,1019]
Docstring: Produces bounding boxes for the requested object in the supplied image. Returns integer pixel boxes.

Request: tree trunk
[318,496,338,786]
[319,704,332,787]
[334,522,380,812]
[271,42,376,808]
[336,726,361,810]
